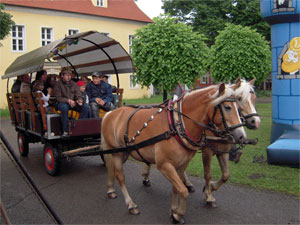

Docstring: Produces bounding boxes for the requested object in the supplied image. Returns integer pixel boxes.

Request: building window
[41,27,53,46]
[68,29,79,36]
[97,0,104,7]
[12,25,25,52]
[129,35,134,54]
[130,74,139,89]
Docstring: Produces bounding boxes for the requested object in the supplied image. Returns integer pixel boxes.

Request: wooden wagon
[2,31,135,175]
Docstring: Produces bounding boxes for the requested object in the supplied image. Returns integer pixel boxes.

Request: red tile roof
[0,0,153,23]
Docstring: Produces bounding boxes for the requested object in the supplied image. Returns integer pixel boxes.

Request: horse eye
[238,97,242,101]
[224,105,231,111]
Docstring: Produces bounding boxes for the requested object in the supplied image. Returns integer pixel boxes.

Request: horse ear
[249,78,256,86]
[234,78,241,89]
[219,83,226,96]
[235,77,241,84]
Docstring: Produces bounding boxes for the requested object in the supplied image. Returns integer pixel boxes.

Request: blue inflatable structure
[261,0,300,167]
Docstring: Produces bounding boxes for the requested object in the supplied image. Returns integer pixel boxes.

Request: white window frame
[41,27,53,46]
[11,25,26,52]
[97,0,104,7]
[130,74,139,89]
[129,35,134,54]
[68,29,79,36]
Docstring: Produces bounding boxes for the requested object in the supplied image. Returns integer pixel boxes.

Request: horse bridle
[210,97,244,135]
[171,97,244,141]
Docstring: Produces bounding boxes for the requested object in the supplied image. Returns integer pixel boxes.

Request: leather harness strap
[168,96,244,151]
[122,104,168,166]
[102,131,172,157]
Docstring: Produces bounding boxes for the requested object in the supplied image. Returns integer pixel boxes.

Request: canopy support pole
[81,38,120,89]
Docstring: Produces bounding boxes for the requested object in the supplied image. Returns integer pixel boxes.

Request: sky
[135,0,164,19]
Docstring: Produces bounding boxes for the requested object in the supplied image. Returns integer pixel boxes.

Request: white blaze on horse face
[231,101,247,142]
[248,93,261,129]
[234,80,261,129]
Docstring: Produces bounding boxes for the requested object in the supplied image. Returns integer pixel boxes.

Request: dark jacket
[53,80,82,103]
[11,79,22,93]
[86,81,113,106]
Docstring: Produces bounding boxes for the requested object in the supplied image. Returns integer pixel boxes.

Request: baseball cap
[77,81,85,86]
[91,71,103,77]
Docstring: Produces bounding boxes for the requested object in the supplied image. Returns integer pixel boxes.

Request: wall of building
[0,5,150,108]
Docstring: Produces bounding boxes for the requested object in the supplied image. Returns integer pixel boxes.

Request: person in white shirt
[33,80,51,112]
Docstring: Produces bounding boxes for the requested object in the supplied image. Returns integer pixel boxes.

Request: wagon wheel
[43,143,61,176]
[17,132,29,157]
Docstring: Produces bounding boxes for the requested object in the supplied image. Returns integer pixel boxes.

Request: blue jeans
[58,102,90,132]
[89,102,114,118]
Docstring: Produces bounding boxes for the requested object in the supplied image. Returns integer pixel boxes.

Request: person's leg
[78,103,90,119]
[89,102,100,118]
[58,103,69,133]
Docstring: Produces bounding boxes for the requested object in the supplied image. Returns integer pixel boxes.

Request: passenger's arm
[103,84,113,105]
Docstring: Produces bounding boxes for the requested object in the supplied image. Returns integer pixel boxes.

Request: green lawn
[0,108,10,119]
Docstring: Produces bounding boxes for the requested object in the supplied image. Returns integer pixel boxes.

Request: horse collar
[168,99,205,151]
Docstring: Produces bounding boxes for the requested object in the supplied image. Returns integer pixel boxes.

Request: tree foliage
[209,24,271,84]
[0,4,15,41]
[131,15,209,93]
[162,0,270,46]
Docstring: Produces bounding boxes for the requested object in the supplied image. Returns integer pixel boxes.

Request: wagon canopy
[2,30,135,79]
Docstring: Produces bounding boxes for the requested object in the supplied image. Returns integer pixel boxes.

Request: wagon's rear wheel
[17,132,29,157]
[43,143,61,176]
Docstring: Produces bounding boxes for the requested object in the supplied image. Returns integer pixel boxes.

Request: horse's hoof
[129,206,140,215]
[107,191,117,199]
[143,179,151,187]
[170,214,185,224]
[207,201,217,208]
[186,185,195,193]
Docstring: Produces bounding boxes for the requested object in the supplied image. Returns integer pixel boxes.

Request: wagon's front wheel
[17,132,29,157]
[43,143,61,176]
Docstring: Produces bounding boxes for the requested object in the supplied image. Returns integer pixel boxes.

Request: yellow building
[0,0,153,108]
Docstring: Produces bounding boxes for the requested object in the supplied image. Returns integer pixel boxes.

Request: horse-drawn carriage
[2,30,135,176]
[3,30,261,223]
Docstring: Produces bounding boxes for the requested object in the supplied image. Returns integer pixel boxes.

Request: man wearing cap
[53,67,90,136]
[86,71,114,118]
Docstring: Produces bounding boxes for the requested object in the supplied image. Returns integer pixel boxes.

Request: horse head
[210,83,247,144]
[233,78,261,129]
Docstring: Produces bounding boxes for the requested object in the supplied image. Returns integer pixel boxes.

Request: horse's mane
[184,84,235,106]
[233,79,255,103]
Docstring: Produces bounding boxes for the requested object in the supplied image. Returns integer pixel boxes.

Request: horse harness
[169,96,244,153]
[101,92,247,165]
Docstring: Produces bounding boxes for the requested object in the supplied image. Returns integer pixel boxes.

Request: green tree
[162,0,270,46]
[0,4,15,41]
[131,15,209,99]
[209,24,271,84]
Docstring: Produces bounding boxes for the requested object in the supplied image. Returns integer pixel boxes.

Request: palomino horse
[141,79,260,208]
[200,78,260,207]
[101,83,246,223]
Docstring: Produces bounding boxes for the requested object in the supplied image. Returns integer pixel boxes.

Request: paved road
[1,118,299,224]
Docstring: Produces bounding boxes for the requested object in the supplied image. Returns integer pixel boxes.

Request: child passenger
[33,80,50,113]
[77,80,91,117]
